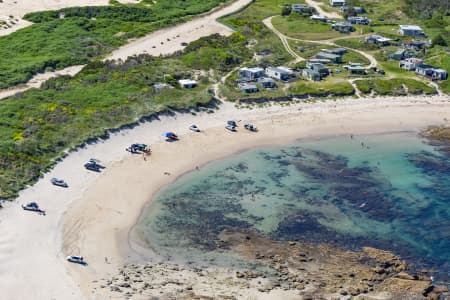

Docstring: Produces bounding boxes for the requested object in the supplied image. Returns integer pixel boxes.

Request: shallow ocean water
[135,132,450,282]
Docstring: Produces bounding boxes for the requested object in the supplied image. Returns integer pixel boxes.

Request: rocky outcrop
[94,229,449,299]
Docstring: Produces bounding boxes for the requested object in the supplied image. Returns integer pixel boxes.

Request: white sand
[1,95,449,299]
[107,0,253,60]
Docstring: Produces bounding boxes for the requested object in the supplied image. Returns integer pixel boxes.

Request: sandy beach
[0,95,449,299]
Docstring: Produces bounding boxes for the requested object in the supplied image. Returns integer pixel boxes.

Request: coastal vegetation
[0,0,228,89]
[0,33,249,201]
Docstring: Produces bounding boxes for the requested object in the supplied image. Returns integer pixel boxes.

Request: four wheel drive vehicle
[189,125,200,132]
[84,161,101,172]
[227,120,237,127]
[21,202,46,215]
[67,256,86,265]
[51,178,68,188]
[244,124,258,132]
[164,132,179,141]
[126,143,150,154]
[181,42,188,46]
[225,125,237,132]
[378,69,386,75]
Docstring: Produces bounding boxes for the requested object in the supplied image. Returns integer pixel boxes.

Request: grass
[288,80,354,97]
[354,78,436,95]
[271,15,344,40]
[0,0,228,89]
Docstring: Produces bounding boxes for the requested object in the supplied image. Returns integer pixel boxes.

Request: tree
[281,5,292,16]
[432,34,448,47]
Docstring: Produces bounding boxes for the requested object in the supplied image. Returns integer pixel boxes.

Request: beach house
[302,69,322,81]
[239,67,264,81]
[398,25,425,38]
[316,51,343,64]
[365,35,391,46]
[347,16,370,25]
[331,22,354,33]
[415,65,448,80]
[389,49,415,61]
[399,58,423,71]
[238,82,259,93]
[344,63,366,75]
[292,4,313,14]
[310,14,328,22]
[306,61,330,77]
[178,79,197,88]
[322,48,347,55]
[258,77,277,89]
[265,66,296,82]
[330,0,346,7]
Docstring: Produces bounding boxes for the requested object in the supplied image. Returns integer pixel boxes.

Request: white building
[398,25,425,38]
[330,0,346,7]
[178,79,197,88]
[265,66,295,81]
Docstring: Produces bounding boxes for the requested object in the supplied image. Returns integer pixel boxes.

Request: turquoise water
[135,132,450,282]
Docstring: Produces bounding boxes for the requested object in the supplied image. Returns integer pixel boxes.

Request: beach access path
[1,95,449,300]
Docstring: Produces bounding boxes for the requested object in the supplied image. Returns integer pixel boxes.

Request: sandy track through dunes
[108,0,253,60]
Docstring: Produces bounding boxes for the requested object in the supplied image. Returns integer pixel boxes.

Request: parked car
[244,124,258,132]
[84,161,100,172]
[67,256,86,265]
[51,178,68,188]
[227,120,237,127]
[21,202,45,215]
[378,69,386,75]
[189,124,200,132]
[181,42,188,46]
[225,125,237,132]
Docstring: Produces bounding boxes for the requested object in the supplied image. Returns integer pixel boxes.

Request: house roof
[292,4,309,8]
[259,77,276,83]
[399,25,423,31]
[303,69,320,76]
[267,66,294,74]
[433,69,447,73]
[239,83,258,89]
[178,79,197,85]
[317,51,341,59]
[333,21,352,27]
[240,67,264,73]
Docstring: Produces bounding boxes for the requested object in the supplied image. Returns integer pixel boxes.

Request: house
[365,35,391,46]
[306,61,329,77]
[265,66,296,81]
[292,4,313,14]
[330,0,346,7]
[316,51,343,63]
[415,64,434,77]
[322,48,347,55]
[310,14,328,22]
[398,25,425,38]
[308,58,332,64]
[344,63,366,75]
[415,65,448,80]
[302,69,322,81]
[178,79,197,88]
[331,22,354,33]
[432,69,448,80]
[347,16,370,25]
[239,67,264,81]
[399,58,423,71]
[389,49,415,61]
[258,77,277,89]
[341,6,366,14]
[402,40,428,51]
[238,82,259,93]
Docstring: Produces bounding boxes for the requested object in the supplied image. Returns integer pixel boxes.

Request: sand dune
[1,96,449,299]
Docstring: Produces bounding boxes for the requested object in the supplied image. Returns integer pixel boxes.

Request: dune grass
[0,0,228,89]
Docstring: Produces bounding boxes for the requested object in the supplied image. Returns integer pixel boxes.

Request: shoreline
[1,95,450,299]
